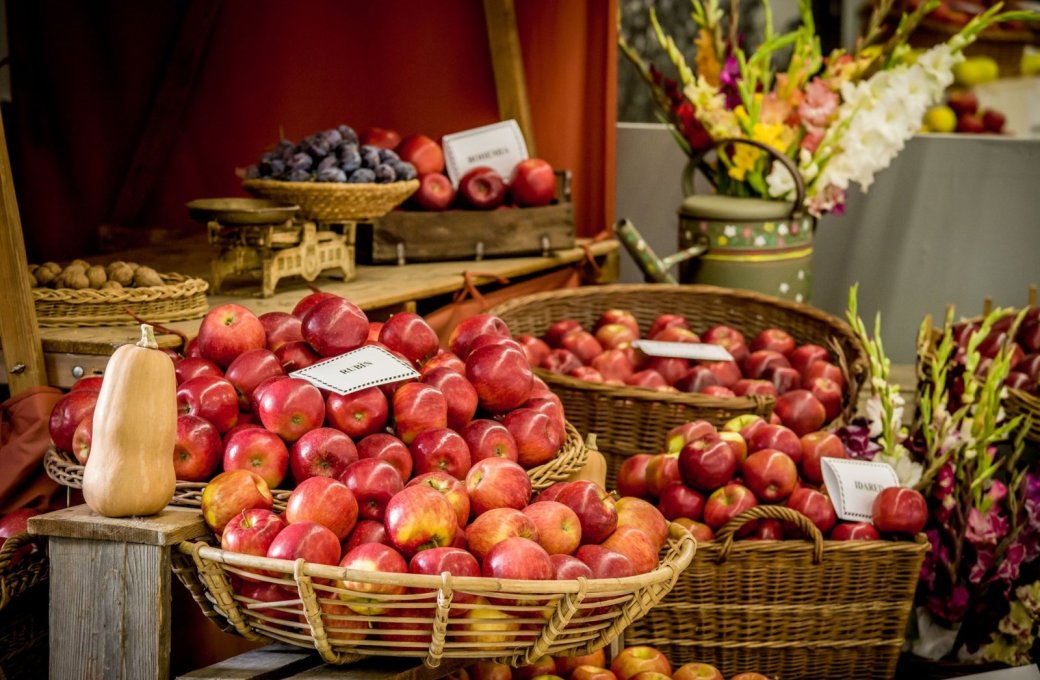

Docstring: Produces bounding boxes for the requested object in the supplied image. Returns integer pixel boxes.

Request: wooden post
[28,505,210,680]
[0,107,47,392]
[482,0,536,154]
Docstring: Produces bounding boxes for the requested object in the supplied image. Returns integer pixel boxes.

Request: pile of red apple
[201,460,676,646]
[462,644,768,680]
[948,307,1040,399]
[515,309,848,436]
[49,296,573,496]
[945,89,1007,135]
[616,416,927,542]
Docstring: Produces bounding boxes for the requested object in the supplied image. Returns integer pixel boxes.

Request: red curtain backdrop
[5,0,617,263]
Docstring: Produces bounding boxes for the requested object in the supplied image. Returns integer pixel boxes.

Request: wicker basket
[43,423,584,508]
[0,532,49,680]
[490,284,867,485]
[173,522,694,668]
[32,272,209,328]
[624,505,929,679]
[243,179,419,222]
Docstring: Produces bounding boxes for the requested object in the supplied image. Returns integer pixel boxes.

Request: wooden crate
[357,171,575,264]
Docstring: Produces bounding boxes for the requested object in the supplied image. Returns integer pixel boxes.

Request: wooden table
[1,235,618,387]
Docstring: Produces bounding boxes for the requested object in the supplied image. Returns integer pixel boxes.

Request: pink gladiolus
[966,507,1010,547]
[797,78,839,129]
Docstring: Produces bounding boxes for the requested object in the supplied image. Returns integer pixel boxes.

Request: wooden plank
[0,104,47,392]
[482,0,536,154]
[177,643,322,679]
[290,657,467,680]
[49,536,172,679]
[28,504,209,546]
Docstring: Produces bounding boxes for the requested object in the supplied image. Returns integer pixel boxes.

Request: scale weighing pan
[186,198,300,225]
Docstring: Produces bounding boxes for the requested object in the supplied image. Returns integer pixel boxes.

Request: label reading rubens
[442,120,529,188]
[630,339,734,362]
[289,345,419,395]
[821,458,900,523]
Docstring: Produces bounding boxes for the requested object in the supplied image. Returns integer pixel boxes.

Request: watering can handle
[614,219,707,284]
[681,138,807,218]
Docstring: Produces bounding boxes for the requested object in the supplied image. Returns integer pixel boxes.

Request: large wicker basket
[243,179,419,222]
[32,272,209,328]
[43,422,585,508]
[624,505,929,679]
[173,523,694,668]
[0,532,49,680]
[490,284,867,484]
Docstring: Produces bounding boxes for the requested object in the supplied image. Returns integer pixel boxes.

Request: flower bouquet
[618,0,1037,216]
[838,288,1039,667]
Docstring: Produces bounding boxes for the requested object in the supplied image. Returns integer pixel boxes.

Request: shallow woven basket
[43,423,582,508]
[624,505,929,680]
[32,272,209,328]
[173,522,694,668]
[490,284,867,485]
[0,532,49,679]
[243,178,419,222]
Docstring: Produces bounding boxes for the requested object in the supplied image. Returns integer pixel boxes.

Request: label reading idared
[289,344,419,396]
[821,458,900,523]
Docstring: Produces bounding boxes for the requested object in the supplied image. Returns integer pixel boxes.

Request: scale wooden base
[207,220,355,298]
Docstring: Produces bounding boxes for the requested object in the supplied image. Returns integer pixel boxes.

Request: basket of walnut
[29,260,209,328]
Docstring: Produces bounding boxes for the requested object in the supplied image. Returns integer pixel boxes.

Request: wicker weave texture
[0,533,49,679]
[32,272,209,327]
[175,523,695,668]
[0,533,47,612]
[1006,388,1040,443]
[243,179,419,221]
[490,284,867,485]
[623,505,928,679]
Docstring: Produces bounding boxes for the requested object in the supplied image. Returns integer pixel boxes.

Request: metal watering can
[617,138,815,302]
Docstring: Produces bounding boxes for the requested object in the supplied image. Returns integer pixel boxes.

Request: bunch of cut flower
[618,0,1037,216]
[837,287,1038,665]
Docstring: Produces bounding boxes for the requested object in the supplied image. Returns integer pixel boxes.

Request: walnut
[70,258,91,270]
[105,261,128,276]
[34,262,61,287]
[101,280,124,290]
[109,264,135,286]
[64,269,90,290]
[133,266,164,287]
[86,265,107,289]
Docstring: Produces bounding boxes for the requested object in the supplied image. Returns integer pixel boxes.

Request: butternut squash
[83,324,177,517]
[567,434,608,488]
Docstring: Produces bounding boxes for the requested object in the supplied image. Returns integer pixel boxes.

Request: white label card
[442,120,529,188]
[821,458,901,523]
[631,339,734,362]
[289,345,419,396]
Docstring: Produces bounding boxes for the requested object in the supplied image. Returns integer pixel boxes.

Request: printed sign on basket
[442,120,529,188]
[821,457,900,523]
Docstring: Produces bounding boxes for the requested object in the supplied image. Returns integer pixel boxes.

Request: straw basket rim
[242,178,419,221]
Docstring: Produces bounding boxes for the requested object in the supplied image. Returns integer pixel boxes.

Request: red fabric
[0,386,67,513]
[6,0,617,262]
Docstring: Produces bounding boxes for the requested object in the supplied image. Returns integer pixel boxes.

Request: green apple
[953,57,999,87]
[923,105,958,133]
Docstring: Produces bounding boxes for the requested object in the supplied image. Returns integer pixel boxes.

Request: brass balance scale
[186,198,355,298]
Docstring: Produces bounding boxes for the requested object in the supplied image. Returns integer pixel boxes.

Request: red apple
[556,480,618,545]
[70,375,104,392]
[596,309,641,337]
[408,546,480,607]
[764,366,802,394]
[290,427,358,483]
[407,471,471,528]
[522,501,581,554]
[173,414,222,482]
[379,312,439,366]
[615,496,670,549]
[645,454,682,498]
[339,458,403,522]
[751,328,796,356]
[742,449,799,502]
[700,385,736,397]
[511,158,556,207]
[625,369,669,390]
[872,487,927,535]
[274,341,321,372]
[337,542,408,614]
[672,662,724,680]
[285,476,359,540]
[744,350,791,379]
[702,483,758,530]
[223,427,289,488]
[255,377,325,442]
[69,412,94,465]
[174,357,223,385]
[549,553,594,581]
[675,518,714,542]
[541,348,584,375]
[800,431,847,485]
[392,382,447,444]
[555,649,607,677]
[648,326,700,345]
[467,457,532,516]
[300,297,369,357]
[658,483,705,521]
[732,379,777,398]
[469,661,515,680]
[703,360,743,388]
[201,469,274,536]
[747,424,803,464]
[616,454,652,499]
[679,434,738,491]
[729,674,770,680]
[802,361,845,389]
[396,133,444,175]
[610,646,672,680]
[49,390,98,452]
[717,430,748,464]
[590,349,635,382]
[569,366,605,382]
[514,657,560,680]
[789,343,830,374]
[0,509,41,560]
[774,389,827,436]
[448,314,512,359]
[647,314,688,338]
[177,376,239,434]
[593,323,637,352]
[701,325,749,365]
[196,303,266,369]
[465,507,539,561]
[409,427,472,479]
[544,319,584,348]
[502,408,564,469]
[601,526,659,574]
[357,433,413,480]
[325,386,388,440]
[466,344,533,412]
[830,522,880,540]
[665,421,716,454]
[343,519,391,552]
[290,291,340,320]
[460,418,519,463]
[674,365,719,394]
[234,579,297,621]
[267,520,341,566]
[786,487,838,535]
[514,335,551,367]
[419,352,464,378]
[384,484,458,556]
[807,376,843,422]
[360,127,401,149]
[422,367,479,431]
[221,508,287,565]
[259,311,303,352]
[569,666,616,680]
[225,349,285,411]
[459,166,507,210]
[482,537,553,596]
[957,112,987,134]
